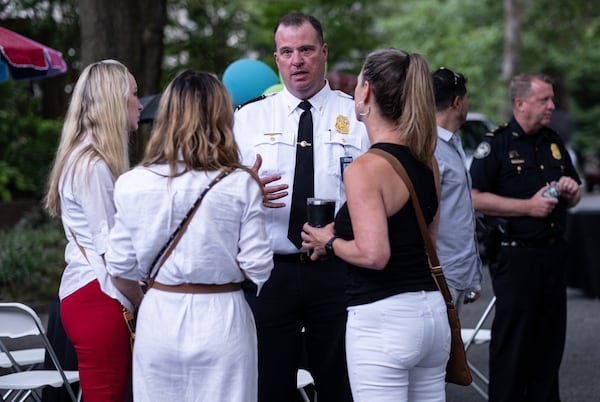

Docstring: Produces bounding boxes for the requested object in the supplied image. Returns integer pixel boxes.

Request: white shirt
[105,164,272,402]
[105,164,273,292]
[58,141,133,310]
[434,126,482,291]
[234,83,370,254]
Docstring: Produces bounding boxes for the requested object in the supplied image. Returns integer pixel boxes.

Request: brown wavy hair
[142,70,261,185]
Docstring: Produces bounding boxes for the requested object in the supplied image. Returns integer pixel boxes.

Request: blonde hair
[360,49,437,165]
[45,59,132,217]
[142,70,248,177]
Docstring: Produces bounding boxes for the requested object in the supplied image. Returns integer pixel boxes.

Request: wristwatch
[325,236,338,257]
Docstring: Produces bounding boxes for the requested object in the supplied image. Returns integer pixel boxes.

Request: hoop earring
[357,101,370,117]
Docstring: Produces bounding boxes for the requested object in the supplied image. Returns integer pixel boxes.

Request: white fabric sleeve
[236,173,274,295]
[75,160,116,255]
[105,179,143,281]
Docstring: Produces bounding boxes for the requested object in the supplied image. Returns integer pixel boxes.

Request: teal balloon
[223,59,279,106]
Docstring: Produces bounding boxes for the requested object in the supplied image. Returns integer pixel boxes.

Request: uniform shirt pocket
[503,158,538,197]
[322,130,365,178]
[252,131,295,176]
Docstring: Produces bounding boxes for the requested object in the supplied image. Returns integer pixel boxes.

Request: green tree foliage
[163,0,253,82]
[0,82,61,201]
[242,0,386,74]
[380,0,505,122]
[518,0,600,159]
[0,210,66,301]
[381,0,600,159]
[163,0,384,82]
[523,0,600,158]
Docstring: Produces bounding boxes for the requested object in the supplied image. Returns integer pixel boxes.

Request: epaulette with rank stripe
[235,94,265,111]
[486,122,507,137]
[333,89,354,100]
[235,92,279,111]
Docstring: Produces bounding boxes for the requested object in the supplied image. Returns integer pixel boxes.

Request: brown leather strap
[152,281,242,294]
[367,148,454,305]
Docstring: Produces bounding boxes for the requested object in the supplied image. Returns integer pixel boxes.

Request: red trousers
[61,280,131,402]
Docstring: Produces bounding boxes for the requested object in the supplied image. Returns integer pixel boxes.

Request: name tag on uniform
[340,156,353,179]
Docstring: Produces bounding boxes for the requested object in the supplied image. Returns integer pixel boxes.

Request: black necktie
[288,101,314,249]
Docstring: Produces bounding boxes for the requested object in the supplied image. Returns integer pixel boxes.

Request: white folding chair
[0,342,45,371]
[461,296,496,400]
[0,339,46,402]
[0,302,80,402]
[297,368,317,402]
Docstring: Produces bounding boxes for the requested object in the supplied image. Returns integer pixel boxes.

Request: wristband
[325,236,338,257]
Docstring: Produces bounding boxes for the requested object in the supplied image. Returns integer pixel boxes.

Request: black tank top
[335,143,439,307]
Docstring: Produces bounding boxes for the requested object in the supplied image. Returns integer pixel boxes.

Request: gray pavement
[447,264,600,402]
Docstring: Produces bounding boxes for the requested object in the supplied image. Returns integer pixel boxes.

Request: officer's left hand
[251,153,289,208]
[557,176,581,207]
[301,222,335,261]
[463,290,481,304]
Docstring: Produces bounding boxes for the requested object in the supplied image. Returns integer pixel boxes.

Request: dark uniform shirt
[469,116,581,242]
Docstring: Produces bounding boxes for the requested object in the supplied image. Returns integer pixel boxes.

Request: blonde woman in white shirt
[45,59,143,401]
[106,70,273,402]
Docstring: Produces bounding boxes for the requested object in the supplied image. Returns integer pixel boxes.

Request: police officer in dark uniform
[470,73,581,402]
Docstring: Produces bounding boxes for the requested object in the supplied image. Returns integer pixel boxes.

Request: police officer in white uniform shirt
[234,12,369,402]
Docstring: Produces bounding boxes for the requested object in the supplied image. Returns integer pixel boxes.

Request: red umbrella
[0,26,67,81]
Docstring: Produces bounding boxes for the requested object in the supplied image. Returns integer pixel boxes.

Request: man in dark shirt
[469,73,581,402]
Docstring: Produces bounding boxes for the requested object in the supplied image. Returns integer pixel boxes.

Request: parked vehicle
[457,112,497,167]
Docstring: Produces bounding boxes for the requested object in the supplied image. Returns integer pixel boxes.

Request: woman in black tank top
[302,48,450,401]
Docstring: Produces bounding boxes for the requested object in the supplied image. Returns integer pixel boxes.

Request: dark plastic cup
[307,198,336,228]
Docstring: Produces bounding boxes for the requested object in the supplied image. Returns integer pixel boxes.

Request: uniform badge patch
[335,115,349,134]
[551,143,562,160]
[474,142,491,159]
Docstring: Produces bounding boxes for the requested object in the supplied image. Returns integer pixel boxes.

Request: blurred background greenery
[0,0,599,300]
[0,209,65,301]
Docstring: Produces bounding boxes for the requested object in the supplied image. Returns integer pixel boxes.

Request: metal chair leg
[463,296,496,400]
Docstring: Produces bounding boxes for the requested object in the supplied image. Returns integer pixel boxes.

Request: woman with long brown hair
[106,70,273,401]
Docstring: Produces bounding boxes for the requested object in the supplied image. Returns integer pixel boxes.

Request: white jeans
[346,291,450,402]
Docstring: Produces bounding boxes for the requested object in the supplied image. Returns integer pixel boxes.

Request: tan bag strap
[146,167,234,288]
[367,148,454,304]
